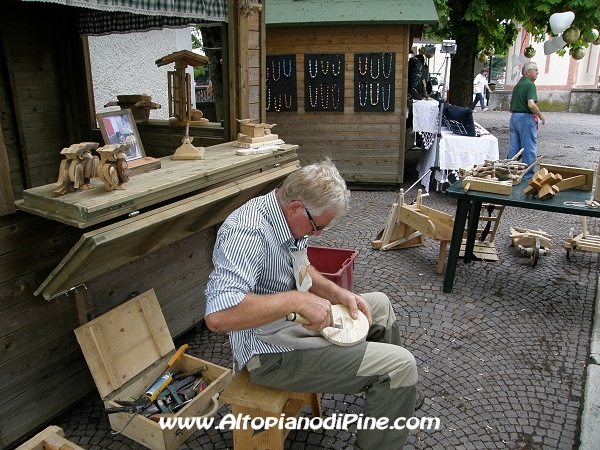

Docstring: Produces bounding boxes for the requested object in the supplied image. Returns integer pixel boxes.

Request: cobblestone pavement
[53,111,600,449]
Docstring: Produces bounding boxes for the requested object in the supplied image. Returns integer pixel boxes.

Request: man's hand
[296,293,337,331]
[332,290,372,326]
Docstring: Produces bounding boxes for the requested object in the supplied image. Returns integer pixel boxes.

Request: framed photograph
[96,109,145,161]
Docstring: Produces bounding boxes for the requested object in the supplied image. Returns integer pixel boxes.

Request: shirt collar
[265,190,295,245]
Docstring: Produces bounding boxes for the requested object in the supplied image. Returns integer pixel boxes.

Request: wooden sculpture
[104,94,161,122]
[232,119,285,154]
[460,149,546,191]
[155,50,209,127]
[96,144,130,191]
[55,142,99,195]
[510,227,552,267]
[523,167,562,199]
[564,212,600,259]
[172,123,205,160]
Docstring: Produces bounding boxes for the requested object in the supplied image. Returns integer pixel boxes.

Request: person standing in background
[415,54,430,98]
[507,61,546,179]
[472,69,490,112]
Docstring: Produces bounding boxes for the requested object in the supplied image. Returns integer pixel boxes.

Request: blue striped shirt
[205,190,308,368]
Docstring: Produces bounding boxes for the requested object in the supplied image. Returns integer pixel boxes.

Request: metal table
[443,178,600,293]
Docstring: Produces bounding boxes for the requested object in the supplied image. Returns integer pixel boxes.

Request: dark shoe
[415,389,425,411]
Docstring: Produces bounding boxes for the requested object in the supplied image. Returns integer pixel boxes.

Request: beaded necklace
[370,82,380,106]
[358,56,368,76]
[274,94,282,112]
[358,81,367,107]
[284,83,293,109]
[332,82,341,110]
[332,54,342,76]
[320,54,329,76]
[266,86,271,110]
[320,82,329,109]
[370,53,380,79]
[272,60,281,81]
[308,82,318,108]
[382,83,391,111]
[283,59,292,77]
[382,53,393,79]
[308,58,318,79]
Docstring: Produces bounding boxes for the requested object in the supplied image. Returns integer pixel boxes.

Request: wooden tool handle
[167,344,188,368]
[286,312,310,325]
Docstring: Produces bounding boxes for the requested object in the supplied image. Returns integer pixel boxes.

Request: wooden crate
[74,289,231,450]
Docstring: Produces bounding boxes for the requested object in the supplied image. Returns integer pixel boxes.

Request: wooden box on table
[74,289,231,450]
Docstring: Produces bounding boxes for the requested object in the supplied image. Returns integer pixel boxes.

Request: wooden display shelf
[16,143,299,228]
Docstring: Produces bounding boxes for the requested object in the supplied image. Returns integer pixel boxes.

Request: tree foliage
[426,0,600,107]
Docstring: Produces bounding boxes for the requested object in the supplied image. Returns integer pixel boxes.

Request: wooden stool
[15,425,86,450]
[220,367,322,450]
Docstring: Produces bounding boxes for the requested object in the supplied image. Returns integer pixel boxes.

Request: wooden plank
[0,359,94,450]
[0,301,79,363]
[399,206,436,238]
[0,230,81,286]
[554,174,586,191]
[138,294,174,357]
[0,330,85,400]
[74,289,175,398]
[0,17,33,189]
[238,6,250,119]
[0,125,16,215]
[14,425,64,450]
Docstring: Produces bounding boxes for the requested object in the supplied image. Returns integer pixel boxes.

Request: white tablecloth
[413,99,439,133]
[416,126,499,192]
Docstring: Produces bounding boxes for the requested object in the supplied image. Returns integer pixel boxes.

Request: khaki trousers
[248,292,418,449]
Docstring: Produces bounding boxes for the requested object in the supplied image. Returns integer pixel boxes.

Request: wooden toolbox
[74,289,231,450]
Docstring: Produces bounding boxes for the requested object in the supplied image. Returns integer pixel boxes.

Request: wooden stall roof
[155,49,209,68]
[265,0,439,26]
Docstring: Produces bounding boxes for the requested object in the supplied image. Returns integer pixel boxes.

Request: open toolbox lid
[34,160,299,300]
[74,289,174,399]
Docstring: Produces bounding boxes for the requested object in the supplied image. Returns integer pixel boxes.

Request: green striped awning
[20,0,228,34]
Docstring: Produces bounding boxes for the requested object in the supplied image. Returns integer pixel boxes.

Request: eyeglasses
[304,206,327,232]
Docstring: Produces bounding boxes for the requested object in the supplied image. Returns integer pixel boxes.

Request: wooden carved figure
[55,142,99,195]
[96,144,130,191]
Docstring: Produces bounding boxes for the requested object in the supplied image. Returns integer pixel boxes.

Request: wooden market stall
[265,0,439,186]
[0,0,280,448]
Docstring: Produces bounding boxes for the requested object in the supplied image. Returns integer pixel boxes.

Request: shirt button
[255,328,262,334]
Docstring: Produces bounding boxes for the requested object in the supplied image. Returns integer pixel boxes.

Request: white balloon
[518,54,531,64]
[511,54,521,66]
[552,35,566,49]
[544,40,558,55]
[549,11,575,35]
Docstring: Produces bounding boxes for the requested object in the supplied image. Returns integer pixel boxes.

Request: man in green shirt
[507,61,546,179]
